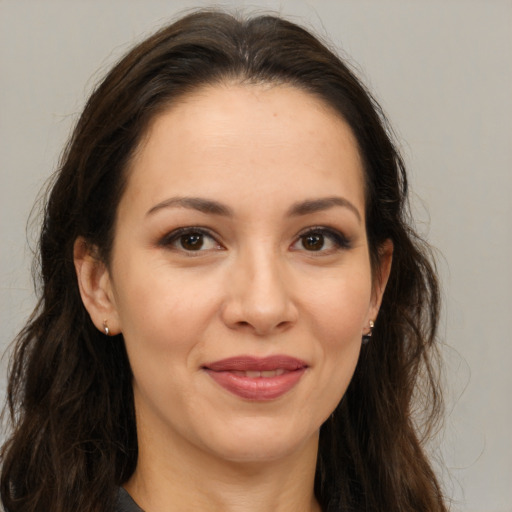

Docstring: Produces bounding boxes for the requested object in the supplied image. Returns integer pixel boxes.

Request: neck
[125,431,321,512]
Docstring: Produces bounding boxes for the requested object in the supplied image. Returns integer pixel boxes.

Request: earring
[102,320,110,336]
[362,320,374,344]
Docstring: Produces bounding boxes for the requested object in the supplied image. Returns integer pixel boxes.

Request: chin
[201,420,320,465]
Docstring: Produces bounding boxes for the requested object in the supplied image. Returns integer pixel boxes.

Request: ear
[367,239,393,322]
[73,237,121,335]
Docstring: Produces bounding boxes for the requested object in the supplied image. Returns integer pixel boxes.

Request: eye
[301,232,327,251]
[159,227,222,253]
[291,227,350,253]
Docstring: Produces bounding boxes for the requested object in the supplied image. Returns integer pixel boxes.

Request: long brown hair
[1,10,446,512]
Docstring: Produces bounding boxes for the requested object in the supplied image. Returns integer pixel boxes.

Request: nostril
[221,290,298,335]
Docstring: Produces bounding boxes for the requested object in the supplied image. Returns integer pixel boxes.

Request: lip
[203,355,308,401]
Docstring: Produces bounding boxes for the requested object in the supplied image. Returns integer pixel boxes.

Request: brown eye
[180,233,204,250]
[159,227,222,253]
[301,233,325,251]
[291,227,351,254]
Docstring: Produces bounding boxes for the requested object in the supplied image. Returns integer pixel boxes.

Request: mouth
[202,355,308,401]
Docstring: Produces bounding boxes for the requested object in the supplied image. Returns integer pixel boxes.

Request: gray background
[1,1,511,511]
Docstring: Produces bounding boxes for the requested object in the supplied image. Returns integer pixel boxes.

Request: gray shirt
[117,488,144,512]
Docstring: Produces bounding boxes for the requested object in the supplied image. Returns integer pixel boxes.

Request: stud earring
[102,320,110,336]
[362,320,374,344]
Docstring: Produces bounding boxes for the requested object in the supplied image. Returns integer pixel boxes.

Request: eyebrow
[287,196,362,223]
[146,195,361,222]
[146,197,233,217]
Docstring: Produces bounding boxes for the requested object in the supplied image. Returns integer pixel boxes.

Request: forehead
[122,83,365,216]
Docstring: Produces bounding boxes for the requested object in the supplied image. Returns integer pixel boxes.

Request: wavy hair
[1,10,446,512]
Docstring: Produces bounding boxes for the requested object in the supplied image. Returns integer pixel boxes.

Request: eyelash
[157,226,351,254]
[293,226,351,253]
[158,227,222,253]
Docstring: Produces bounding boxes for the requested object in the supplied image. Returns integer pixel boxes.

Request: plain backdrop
[1,1,511,511]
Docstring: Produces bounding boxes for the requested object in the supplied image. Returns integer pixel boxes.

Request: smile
[231,369,286,378]
[203,355,308,401]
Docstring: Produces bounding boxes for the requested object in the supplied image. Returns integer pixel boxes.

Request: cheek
[115,277,208,409]
[306,269,372,401]
[112,263,221,366]
[308,267,373,339]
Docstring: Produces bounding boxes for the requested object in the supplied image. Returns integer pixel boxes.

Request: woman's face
[80,84,390,465]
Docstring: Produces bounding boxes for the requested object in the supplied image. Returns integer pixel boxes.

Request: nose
[220,249,298,336]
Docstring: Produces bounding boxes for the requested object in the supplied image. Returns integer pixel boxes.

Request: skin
[75,83,392,512]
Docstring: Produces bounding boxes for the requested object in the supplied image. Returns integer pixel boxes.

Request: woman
[1,9,446,512]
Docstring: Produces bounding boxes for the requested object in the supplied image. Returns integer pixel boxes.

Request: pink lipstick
[203,355,307,401]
